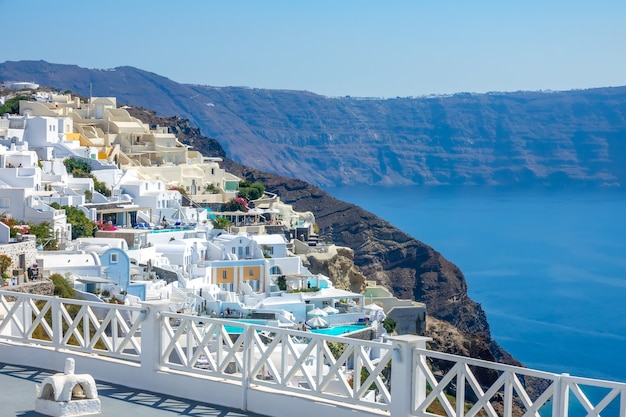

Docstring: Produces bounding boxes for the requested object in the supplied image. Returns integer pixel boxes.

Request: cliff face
[222,161,506,359]
[0,63,524,365]
[3,61,625,188]
[302,246,367,294]
[78,100,514,361]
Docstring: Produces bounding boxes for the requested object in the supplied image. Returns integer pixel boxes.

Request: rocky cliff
[224,159,523,383]
[301,245,367,294]
[2,60,625,188]
[0,64,526,369]
[224,161,494,335]
[109,105,516,366]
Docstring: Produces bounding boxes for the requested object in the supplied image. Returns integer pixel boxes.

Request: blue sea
[325,186,626,383]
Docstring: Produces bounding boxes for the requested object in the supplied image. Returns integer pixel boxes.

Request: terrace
[1,290,625,417]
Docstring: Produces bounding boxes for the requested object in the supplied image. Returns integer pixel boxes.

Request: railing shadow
[1,362,267,417]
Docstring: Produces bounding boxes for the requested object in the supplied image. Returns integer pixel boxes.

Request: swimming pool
[209,320,368,336]
[221,319,269,334]
[309,324,368,336]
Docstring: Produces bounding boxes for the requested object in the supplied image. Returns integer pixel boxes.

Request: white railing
[413,348,626,417]
[160,312,393,411]
[2,290,626,417]
[0,291,145,362]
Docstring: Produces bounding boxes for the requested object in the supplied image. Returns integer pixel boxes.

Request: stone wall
[1,280,54,296]
[152,266,178,284]
[388,305,427,336]
[0,239,39,279]
[344,328,376,341]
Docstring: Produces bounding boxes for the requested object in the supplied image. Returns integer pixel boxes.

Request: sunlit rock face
[2,61,625,188]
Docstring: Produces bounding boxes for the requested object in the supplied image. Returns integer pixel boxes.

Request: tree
[261,245,272,258]
[50,203,96,239]
[0,214,58,250]
[49,273,75,298]
[64,157,110,196]
[210,216,231,230]
[382,317,396,335]
[93,177,110,196]
[238,181,265,200]
[276,275,287,291]
[0,95,27,115]
[28,221,58,251]
[64,158,91,175]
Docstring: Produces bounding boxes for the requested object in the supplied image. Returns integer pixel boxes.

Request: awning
[75,276,112,284]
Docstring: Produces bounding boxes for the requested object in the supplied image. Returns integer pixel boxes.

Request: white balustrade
[0,291,145,361]
[159,311,394,411]
[2,289,626,417]
[414,348,626,417]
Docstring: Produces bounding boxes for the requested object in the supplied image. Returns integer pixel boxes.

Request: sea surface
[325,185,626,383]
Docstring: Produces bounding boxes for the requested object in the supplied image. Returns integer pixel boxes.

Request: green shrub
[276,275,287,291]
[382,317,396,334]
[0,95,27,115]
[49,273,75,299]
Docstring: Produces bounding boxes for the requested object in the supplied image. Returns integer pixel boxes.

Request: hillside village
[0,86,424,334]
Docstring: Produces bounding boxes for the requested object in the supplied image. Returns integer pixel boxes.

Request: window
[245,247,250,256]
[111,253,118,263]
[248,269,254,276]
[231,247,236,254]
[270,266,281,275]
[222,270,227,279]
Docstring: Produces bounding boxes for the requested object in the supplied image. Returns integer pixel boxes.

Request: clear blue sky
[1,0,625,97]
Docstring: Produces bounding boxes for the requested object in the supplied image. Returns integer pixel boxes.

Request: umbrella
[364,303,384,311]
[307,308,328,317]
[322,306,338,315]
[306,316,328,329]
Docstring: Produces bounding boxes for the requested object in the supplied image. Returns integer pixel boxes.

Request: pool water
[218,322,368,336]
[310,324,368,336]
[220,319,269,334]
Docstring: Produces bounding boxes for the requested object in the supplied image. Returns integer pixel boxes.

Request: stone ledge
[1,280,54,296]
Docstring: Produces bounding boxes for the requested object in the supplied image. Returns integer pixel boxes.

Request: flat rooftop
[1,362,266,417]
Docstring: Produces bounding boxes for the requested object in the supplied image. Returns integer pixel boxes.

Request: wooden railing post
[387,335,431,417]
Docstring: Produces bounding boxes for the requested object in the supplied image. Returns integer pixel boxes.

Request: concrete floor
[0,362,267,417]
